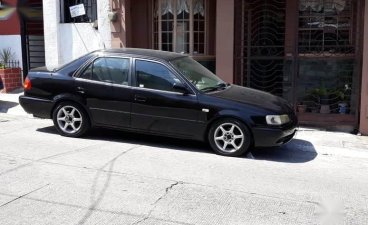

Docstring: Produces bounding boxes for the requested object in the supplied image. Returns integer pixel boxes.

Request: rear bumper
[252,126,297,147]
[19,95,54,119]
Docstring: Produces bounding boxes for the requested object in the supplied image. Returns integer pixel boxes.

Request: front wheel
[52,102,90,137]
[208,119,252,157]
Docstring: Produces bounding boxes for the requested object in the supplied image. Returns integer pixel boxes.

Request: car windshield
[171,57,227,92]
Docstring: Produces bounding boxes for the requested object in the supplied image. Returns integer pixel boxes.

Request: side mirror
[173,83,190,95]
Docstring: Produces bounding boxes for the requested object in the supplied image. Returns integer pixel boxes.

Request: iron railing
[0,60,20,69]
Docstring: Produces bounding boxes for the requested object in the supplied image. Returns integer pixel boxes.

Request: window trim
[133,58,196,95]
[152,0,208,55]
[74,56,132,87]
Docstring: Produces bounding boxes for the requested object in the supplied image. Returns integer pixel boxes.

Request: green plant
[0,48,15,65]
[332,84,351,102]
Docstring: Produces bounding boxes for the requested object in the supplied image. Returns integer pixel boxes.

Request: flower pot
[338,102,348,114]
[320,104,330,114]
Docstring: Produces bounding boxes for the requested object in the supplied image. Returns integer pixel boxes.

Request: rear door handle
[134,95,147,102]
[76,86,85,94]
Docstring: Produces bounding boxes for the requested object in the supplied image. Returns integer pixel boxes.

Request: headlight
[265,114,290,125]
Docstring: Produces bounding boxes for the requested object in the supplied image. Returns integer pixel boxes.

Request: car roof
[100,48,187,61]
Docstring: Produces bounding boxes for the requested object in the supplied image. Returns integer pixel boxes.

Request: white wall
[0,35,23,69]
[43,0,111,69]
[59,23,105,64]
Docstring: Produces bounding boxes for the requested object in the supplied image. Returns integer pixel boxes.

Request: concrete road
[0,113,368,225]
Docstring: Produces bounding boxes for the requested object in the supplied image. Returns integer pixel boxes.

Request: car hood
[209,85,292,114]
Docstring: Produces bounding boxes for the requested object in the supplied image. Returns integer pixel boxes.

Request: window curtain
[158,0,204,16]
[299,0,346,13]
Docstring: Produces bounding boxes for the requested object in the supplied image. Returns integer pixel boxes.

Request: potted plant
[308,87,331,114]
[0,48,15,65]
[297,102,307,113]
[335,84,351,114]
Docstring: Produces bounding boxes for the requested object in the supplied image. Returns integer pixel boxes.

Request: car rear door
[131,58,203,138]
[74,57,132,128]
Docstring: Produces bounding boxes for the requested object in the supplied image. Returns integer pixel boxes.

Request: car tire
[208,118,252,157]
[52,101,90,137]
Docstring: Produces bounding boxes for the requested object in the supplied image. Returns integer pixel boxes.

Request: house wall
[110,0,130,48]
[0,0,23,69]
[129,0,152,49]
[0,0,20,34]
[215,0,234,83]
[360,0,368,135]
[42,0,111,69]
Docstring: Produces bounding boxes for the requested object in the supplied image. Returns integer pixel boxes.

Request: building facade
[0,0,45,73]
[29,0,368,134]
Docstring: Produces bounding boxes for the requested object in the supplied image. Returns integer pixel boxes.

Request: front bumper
[19,95,54,119]
[252,126,297,147]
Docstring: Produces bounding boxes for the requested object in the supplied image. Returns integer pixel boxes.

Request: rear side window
[135,60,182,92]
[79,57,130,85]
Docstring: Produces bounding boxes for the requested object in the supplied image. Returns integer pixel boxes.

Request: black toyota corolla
[19,48,297,157]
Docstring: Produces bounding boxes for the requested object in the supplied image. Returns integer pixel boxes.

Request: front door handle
[134,95,147,102]
[76,86,85,94]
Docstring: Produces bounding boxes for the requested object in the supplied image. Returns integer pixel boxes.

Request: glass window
[79,63,92,80]
[135,60,182,92]
[60,0,97,23]
[171,56,224,91]
[153,0,206,55]
[298,0,355,55]
[80,58,130,85]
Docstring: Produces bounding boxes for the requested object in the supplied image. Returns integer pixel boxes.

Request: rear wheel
[208,119,252,157]
[52,102,90,137]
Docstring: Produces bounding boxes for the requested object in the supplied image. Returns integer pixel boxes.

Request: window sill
[298,53,355,58]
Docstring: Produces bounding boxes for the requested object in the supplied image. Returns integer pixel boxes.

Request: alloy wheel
[56,106,83,134]
[214,123,245,153]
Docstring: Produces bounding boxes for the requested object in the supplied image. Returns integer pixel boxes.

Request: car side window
[135,60,182,92]
[79,63,92,80]
[79,57,130,85]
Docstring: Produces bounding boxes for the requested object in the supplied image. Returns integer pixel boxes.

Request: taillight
[24,77,32,90]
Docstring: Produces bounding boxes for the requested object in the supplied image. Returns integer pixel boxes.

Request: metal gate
[20,0,45,75]
[234,0,362,128]
[234,0,294,104]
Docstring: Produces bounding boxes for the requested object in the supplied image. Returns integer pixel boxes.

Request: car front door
[131,59,203,138]
[74,57,132,128]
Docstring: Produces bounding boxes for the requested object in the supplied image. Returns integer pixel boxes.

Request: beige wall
[215,0,234,83]
[360,0,368,135]
[110,0,130,48]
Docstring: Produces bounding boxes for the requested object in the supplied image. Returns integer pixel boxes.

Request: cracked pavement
[0,113,368,225]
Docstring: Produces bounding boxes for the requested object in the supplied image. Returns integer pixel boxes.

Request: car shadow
[36,126,317,163]
[252,139,318,163]
[0,100,19,113]
[37,126,211,153]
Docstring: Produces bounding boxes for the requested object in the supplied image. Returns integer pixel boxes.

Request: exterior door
[131,59,201,137]
[75,57,132,128]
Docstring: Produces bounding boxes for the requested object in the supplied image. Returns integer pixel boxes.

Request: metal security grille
[22,0,46,73]
[234,0,292,101]
[298,0,355,55]
[61,0,97,23]
[296,0,361,116]
[26,35,45,69]
[234,0,363,128]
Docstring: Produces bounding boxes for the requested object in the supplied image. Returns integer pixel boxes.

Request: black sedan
[19,48,297,157]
